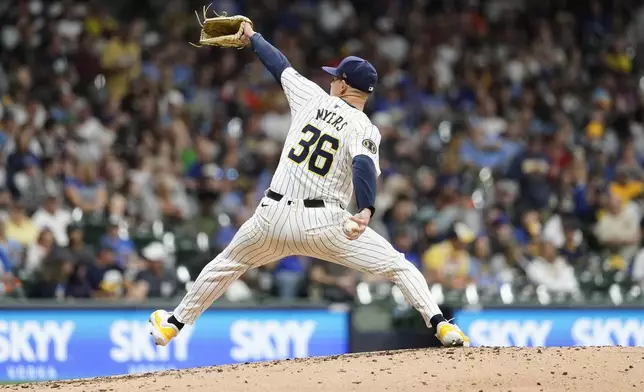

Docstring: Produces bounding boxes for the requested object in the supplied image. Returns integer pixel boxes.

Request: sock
[168,315,184,330]
[430,314,447,331]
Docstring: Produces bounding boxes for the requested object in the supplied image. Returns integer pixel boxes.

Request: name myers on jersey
[316,108,348,132]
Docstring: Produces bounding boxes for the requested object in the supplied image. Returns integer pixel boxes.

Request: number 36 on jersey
[287,124,340,177]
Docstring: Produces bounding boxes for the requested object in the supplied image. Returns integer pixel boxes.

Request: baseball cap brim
[322,66,340,77]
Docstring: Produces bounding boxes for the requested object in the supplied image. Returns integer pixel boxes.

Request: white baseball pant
[173,195,443,325]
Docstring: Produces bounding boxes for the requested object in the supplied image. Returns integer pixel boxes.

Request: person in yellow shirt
[609,168,643,202]
[422,222,475,289]
[84,2,118,38]
[5,202,39,248]
[602,38,632,74]
[101,22,142,104]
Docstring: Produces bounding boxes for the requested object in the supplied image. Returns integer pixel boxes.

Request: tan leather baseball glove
[191,5,252,49]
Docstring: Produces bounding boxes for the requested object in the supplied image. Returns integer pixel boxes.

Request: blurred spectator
[24,229,56,280]
[459,125,518,170]
[63,224,96,266]
[146,175,189,223]
[558,221,588,268]
[73,99,114,163]
[418,180,460,237]
[318,0,355,35]
[84,2,118,38]
[40,158,64,200]
[376,16,409,64]
[65,262,93,299]
[73,32,103,96]
[260,96,291,143]
[421,220,444,247]
[28,257,74,299]
[392,228,420,270]
[609,167,643,202]
[184,137,218,194]
[0,249,9,277]
[514,209,542,247]
[506,135,552,212]
[64,162,107,215]
[0,189,10,220]
[309,258,356,302]
[383,195,416,238]
[0,219,23,275]
[13,156,48,212]
[86,245,123,298]
[602,36,632,74]
[190,192,219,236]
[526,241,579,294]
[268,255,306,300]
[543,210,584,249]
[31,195,72,246]
[488,214,516,256]
[613,143,644,181]
[422,223,475,290]
[632,213,644,281]
[128,242,177,300]
[470,236,500,290]
[101,22,142,104]
[5,202,38,247]
[593,191,641,262]
[6,132,40,198]
[110,171,146,217]
[99,218,136,270]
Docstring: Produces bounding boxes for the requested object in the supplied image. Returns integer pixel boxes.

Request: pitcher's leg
[314,224,469,346]
[173,217,280,325]
[317,226,441,325]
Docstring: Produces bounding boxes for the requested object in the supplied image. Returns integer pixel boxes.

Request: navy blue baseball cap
[322,56,378,94]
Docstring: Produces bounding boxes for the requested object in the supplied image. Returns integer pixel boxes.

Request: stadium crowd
[1,0,644,304]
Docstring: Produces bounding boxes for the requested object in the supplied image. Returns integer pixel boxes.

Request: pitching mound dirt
[3,347,643,392]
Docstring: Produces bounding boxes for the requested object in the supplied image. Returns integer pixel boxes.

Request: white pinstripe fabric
[173,198,442,326]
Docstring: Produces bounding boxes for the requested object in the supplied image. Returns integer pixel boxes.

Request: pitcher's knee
[371,252,419,277]
[200,255,249,276]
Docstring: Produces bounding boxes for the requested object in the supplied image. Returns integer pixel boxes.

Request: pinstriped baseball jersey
[270,67,382,206]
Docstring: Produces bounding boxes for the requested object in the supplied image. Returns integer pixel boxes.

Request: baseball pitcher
[150,18,470,349]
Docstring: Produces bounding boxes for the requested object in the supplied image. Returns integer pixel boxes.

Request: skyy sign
[0,308,349,381]
[455,308,644,347]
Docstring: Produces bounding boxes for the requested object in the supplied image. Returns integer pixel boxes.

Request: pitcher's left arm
[243,22,326,115]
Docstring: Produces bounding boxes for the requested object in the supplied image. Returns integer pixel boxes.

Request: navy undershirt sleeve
[352,155,377,216]
[249,33,291,82]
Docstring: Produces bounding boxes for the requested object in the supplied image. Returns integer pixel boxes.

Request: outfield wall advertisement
[455,308,644,347]
[0,308,349,382]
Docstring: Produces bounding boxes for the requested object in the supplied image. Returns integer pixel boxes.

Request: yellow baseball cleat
[149,309,179,346]
[435,321,471,347]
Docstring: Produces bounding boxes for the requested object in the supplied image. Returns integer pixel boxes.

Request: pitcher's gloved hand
[190,4,253,49]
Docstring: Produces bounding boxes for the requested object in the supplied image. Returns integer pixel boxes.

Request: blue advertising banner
[0,308,349,382]
[455,308,644,347]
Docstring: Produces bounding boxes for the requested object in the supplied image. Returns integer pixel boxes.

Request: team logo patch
[362,139,377,154]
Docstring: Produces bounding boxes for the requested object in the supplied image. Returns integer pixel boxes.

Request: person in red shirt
[545,132,572,181]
